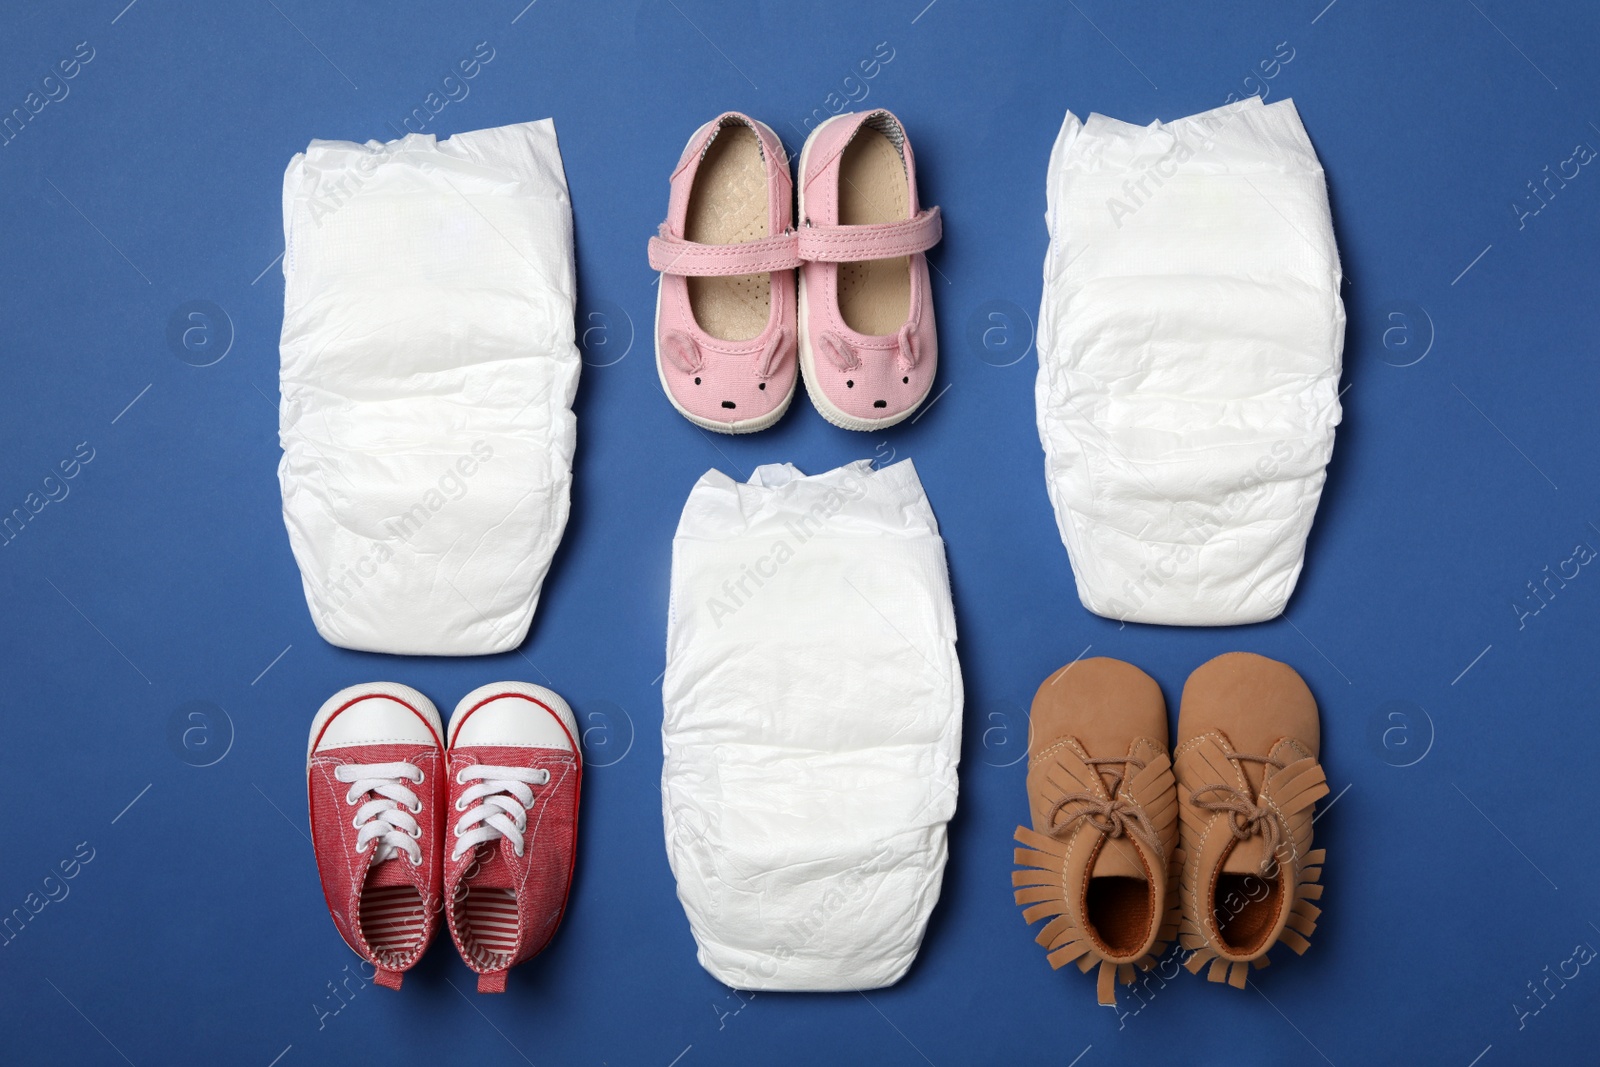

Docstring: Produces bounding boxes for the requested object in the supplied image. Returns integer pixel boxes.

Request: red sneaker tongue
[367,857,414,888]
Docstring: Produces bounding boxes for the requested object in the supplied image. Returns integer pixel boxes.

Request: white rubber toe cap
[306,682,444,763]
[449,682,580,755]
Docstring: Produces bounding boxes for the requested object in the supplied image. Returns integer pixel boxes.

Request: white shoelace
[452,765,551,861]
[333,761,425,867]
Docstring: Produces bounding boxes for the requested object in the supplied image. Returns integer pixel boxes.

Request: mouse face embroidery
[660,327,794,428]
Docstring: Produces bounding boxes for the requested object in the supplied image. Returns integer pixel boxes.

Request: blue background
[1,0,1596,1063]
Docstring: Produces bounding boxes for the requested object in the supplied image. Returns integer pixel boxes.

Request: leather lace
[1046,756,1161,859]
[1189,751,1288,875]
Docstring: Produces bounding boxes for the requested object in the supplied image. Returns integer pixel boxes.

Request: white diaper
[662,460,962,991]
[277,119,579,655]
[1036,98,1345,626]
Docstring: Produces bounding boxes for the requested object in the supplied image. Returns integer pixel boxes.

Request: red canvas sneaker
[445,682,582,993]
[306,683,446,990]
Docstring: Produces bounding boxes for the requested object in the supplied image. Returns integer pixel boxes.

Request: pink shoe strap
[648,227,802,277]
[797,207,941,263]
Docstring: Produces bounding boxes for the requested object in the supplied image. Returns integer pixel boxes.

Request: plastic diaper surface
[662,459,962,990]
[1036,98,1344,626]
[277,119,579,655]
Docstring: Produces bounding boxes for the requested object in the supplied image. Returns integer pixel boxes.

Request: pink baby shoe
[307,683,446,990]
[649,113,801,433]
[444,682,582,993]
[797,109,943,430]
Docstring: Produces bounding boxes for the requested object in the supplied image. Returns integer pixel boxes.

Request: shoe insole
[360,879,425,959]
[686,124,770,343]
[1213,873,1284,954]
[454,884,519,967]
[1085,875,1153,956]
[837,126,911,336]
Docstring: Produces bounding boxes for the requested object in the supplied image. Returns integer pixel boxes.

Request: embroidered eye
[846,380,854,388]
[693,377,701,385]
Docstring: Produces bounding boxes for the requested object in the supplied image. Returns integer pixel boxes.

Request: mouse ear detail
[661,329,703,374]
[755,326,792,378]
[818,331,860,372]
[894,322,920,371]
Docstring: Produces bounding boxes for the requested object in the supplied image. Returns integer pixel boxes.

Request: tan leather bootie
[1175,652,1329,987]
[1013,658,1181,1005]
